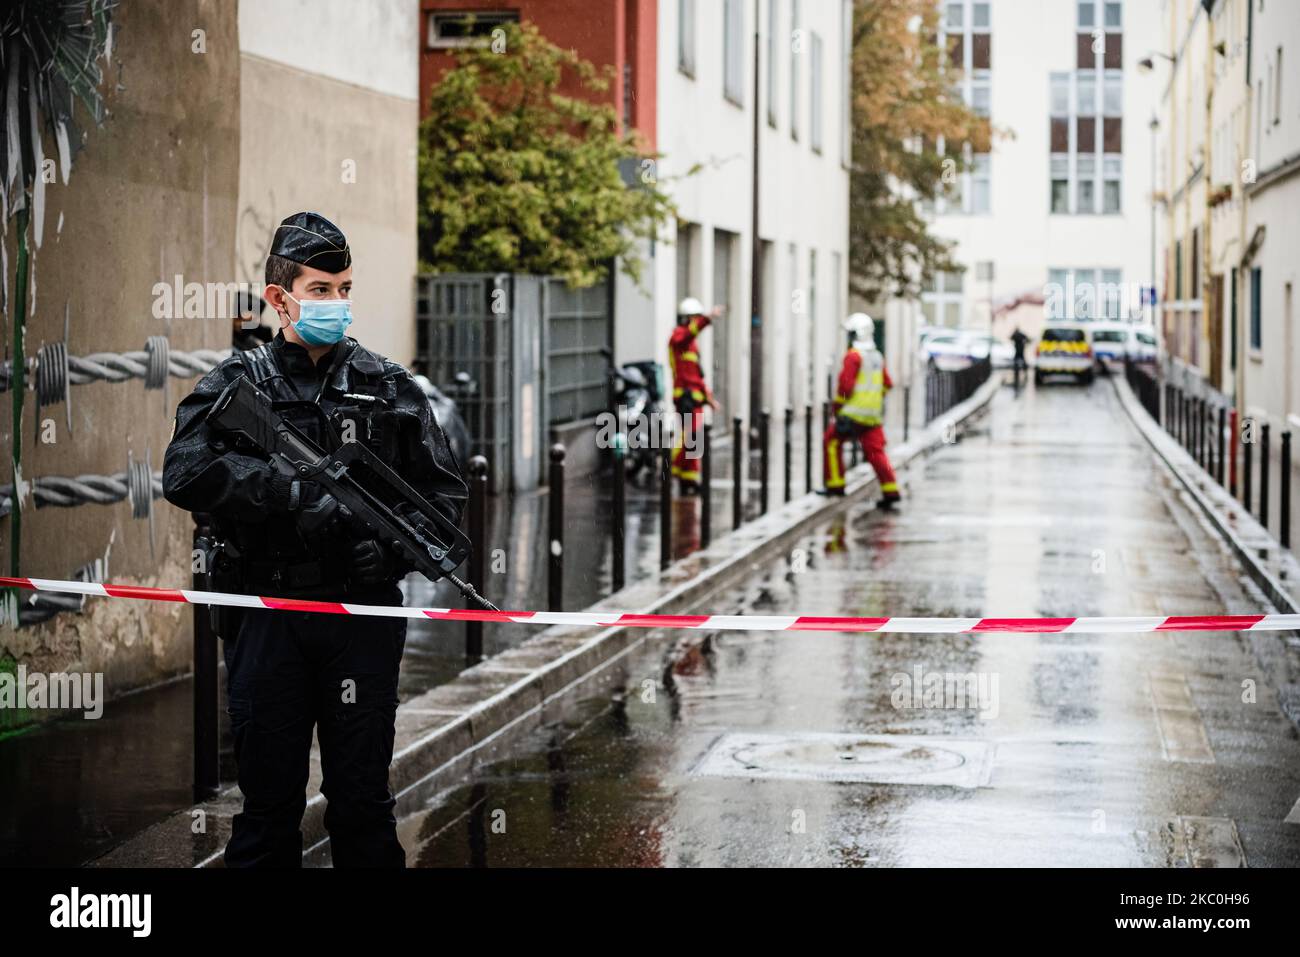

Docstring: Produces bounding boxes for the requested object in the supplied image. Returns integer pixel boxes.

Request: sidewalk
[91,370,1004,866]
[1112,370,1300,728]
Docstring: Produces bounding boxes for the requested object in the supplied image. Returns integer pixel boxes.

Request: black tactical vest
[235,339,409,464]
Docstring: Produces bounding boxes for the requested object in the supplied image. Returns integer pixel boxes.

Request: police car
[1034,324,1095,386]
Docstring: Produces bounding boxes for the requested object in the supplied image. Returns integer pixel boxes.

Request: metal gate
[416,274,512,492]
[543,277,613,425]
[416,273,612,492]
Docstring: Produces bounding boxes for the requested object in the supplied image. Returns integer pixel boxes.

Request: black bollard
[1283,431,1293,550]
[760,409,771,515]
[904,383,911,440]
[660,444,673,570]
[733,415,744,530]
[1198,398,1206,468]
[1261,423,1271,530]
[783,407,793,504]
[1203,399,1210,470]
[701,421,712,549]
[611,430,626,592]
[193,523,219,802]
[1217,406,1226,486]
[548,442,565,612]
[805,404,813,494]
[1181,391,1188,451]
[1243,418,1254,511]
[467,455,489,663]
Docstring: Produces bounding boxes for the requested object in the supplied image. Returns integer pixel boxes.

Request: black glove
[834,414,859,437]
[296,489,353,543]
[266,470,297,511]
[351,538,396,586]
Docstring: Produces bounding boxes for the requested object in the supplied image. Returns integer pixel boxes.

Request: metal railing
[925,356,992,422]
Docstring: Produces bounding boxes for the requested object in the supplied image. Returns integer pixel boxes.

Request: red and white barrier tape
[2,576,1297,634]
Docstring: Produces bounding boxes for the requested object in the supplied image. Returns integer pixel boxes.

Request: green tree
[848,0,995,301]
[419,21,675,289]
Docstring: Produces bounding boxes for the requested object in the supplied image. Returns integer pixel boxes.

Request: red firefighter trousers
[823,421,899,496]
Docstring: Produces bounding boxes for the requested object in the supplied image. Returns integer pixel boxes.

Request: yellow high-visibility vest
[839,346,885,426]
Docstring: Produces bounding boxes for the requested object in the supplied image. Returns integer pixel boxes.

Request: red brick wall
[419,0,657,150]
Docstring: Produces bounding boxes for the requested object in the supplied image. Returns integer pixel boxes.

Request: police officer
[821,313,901,508]
[162,211,467,868]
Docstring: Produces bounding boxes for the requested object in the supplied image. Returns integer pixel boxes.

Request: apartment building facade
[922,0,1159,344]
[1153,0,1299,547]
[419,0,851,425]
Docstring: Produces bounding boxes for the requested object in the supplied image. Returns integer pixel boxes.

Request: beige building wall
[236,0,421,368]
[0,0,241,711]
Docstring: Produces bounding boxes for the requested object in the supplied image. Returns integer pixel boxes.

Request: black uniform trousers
[222,584,406,868]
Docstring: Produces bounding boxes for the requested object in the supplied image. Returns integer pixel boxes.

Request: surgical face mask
[280,289,353,345]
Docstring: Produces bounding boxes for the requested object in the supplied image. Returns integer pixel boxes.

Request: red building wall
[419,0,657,151]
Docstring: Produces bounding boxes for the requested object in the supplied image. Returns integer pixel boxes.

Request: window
[1103,72,1122,115]
[1047,268,1124,320]
[724,0,745,104]
[790,0,801,140]
[767,0,778,126]
[922,270,965,327]
[1250,267,1262,349]
[679,0,697,76]
[1103,156,1122,212]
[929,1,992,215]
[1266,62,1274,131]
[1230,266,1238,370]
[971,154,991,213]
[1051,30,1123,215]
[1078,73,1097,115]
[1078,0,1121,69]
[676,221,696,303]
[1274,47,1283,124]
[1050,72,1070,115]
[1051,157,1070,212]
[1175,240,1183,300]
[810,32,824,153]
[1190,227,1200,300]
[1100,269,1123,318]
[426,10,519,49]
[809,249,818,361]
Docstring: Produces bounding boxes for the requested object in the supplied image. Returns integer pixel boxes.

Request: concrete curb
[1111,372,1300,617]
[91,372,1002,867]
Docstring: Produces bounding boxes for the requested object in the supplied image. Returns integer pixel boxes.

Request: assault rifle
[207,375,497,610]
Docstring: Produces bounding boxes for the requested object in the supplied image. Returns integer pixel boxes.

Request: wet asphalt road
[394,376,1300,867]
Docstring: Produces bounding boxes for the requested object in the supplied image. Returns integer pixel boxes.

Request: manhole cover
[693,732,994,788]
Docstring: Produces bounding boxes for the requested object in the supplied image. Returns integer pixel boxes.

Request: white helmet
[677,297,706,317]
[844,312,875,343]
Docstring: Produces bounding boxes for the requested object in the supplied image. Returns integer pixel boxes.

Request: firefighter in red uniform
[669,297,721,494]
[822,312,901,508]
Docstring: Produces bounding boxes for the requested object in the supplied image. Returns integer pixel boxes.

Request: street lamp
[1137,51,1177,73]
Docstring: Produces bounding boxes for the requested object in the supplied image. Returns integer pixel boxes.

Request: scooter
[603,350,665,484]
